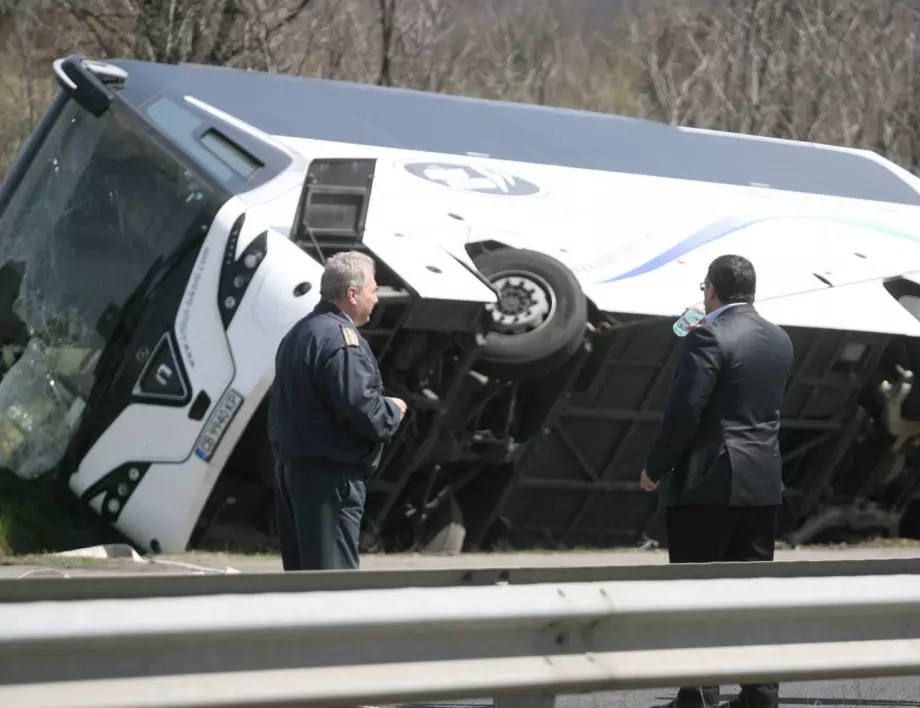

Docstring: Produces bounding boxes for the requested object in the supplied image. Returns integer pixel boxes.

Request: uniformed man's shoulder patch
[340,325,360,347]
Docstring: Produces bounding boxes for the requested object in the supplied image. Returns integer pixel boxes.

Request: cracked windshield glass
[0,98,225,479]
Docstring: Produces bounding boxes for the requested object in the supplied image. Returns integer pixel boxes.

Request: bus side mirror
[52,55,124,118]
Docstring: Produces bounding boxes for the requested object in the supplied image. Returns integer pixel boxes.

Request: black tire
[417,496,466,555]
[473,248,588,381]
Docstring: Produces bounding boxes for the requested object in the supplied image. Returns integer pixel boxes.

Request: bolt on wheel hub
[486,271,555,335]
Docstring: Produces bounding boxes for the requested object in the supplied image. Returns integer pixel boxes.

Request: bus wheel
[473,248,588,381]
[417,496,466,555]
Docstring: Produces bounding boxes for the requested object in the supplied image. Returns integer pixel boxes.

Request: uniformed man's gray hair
[320,251,376,301]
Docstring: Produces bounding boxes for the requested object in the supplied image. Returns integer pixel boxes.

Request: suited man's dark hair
[706,255,756,304]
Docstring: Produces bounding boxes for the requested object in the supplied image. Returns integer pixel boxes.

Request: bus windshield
[0,94,230,479]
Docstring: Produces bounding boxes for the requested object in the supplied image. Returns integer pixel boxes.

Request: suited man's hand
[640,469,659,492]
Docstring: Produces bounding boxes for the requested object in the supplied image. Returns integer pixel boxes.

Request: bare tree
[621,0,920,174]
[7,0,920,183]
[0,1,61,175]
[271,0,354,79]
[54,0,315,70]
[432,0,563,105]
[383,0,467,93]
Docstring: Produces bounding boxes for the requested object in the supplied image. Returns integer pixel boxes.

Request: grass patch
[0,467,118,555]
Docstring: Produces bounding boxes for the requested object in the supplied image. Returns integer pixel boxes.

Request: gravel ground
[2,541,920,577]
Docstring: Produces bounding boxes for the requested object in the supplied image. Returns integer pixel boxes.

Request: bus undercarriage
[196,166,920,556]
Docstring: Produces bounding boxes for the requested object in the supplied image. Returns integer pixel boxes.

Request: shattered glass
[0,97,227,479]
[0,339,93,478]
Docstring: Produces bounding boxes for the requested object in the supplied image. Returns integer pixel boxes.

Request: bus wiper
[104,228,206,339]
[88,230,207,405]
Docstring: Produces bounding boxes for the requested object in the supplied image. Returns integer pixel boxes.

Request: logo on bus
[402,161,541,196]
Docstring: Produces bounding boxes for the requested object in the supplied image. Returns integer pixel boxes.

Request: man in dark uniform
[268,250,407,571]
[640,255,794,708]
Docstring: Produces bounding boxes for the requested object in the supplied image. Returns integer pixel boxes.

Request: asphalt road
[410,676,920,708]
[597,676,920,707]
[415,676,920,708]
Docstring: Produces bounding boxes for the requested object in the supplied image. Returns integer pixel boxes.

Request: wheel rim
[486,270,556,335]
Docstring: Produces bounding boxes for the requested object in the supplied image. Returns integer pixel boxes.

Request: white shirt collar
[705,302,744,323]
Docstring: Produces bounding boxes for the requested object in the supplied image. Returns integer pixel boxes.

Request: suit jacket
[645,303,794,507]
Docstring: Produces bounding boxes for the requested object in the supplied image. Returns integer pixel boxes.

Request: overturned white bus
[2,55,920,554]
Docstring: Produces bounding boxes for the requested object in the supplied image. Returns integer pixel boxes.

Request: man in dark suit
[640,254,794,708]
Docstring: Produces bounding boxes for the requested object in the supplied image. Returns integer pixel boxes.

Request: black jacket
[268,301,402,476]
[646,303,794,507]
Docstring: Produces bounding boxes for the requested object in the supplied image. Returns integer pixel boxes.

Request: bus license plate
[195,389,244,462]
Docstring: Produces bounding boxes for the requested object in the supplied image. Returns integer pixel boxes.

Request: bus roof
[111,59,920,208]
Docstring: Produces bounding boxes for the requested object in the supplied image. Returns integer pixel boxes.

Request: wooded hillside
[1,0,918,179]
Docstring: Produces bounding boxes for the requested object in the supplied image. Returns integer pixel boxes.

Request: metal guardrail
[2,554,920,602]
[1,564,920,708]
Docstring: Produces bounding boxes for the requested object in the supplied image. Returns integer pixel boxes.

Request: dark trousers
[666,504,780,708]
[273,459,366,571]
